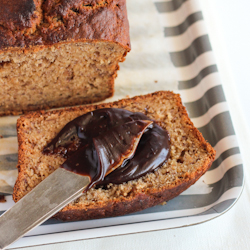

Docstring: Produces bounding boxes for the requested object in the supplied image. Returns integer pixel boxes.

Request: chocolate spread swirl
[43,108,170,187]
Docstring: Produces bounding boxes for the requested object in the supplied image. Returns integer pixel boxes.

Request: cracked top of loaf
[0,0,130,51]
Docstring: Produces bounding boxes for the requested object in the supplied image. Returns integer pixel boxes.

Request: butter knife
[0,120,153,250]
[0,168,90,250]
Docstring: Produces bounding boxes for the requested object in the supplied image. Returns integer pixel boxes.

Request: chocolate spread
[43,108,170,187]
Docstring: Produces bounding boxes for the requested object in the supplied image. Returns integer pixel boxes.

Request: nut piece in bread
[13,91,215,221]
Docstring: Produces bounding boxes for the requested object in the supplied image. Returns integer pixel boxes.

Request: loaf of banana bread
[0,0,130,116]
[13,91,216,221]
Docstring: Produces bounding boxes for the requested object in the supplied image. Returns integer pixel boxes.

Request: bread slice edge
[13,91,216,221]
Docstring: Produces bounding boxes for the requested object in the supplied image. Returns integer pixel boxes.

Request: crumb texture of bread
[0,0,130,116]
[13,91,216,221]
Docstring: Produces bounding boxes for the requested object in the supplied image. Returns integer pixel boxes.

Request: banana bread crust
[13,91,216,221]
[0,0,130,51]
[55,168,212,221]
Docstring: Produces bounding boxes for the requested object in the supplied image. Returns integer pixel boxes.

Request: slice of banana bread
[13,91,215,221]
[0,0,130,116]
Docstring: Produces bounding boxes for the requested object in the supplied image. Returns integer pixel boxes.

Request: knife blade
[0,119,153,249]
[0,168,90,250]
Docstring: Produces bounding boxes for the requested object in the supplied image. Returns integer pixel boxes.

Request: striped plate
[0,0,244,248]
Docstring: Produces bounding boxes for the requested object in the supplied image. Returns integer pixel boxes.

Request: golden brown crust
[56,160,213,221]
[0,0,130,51]
[13,91,216,221]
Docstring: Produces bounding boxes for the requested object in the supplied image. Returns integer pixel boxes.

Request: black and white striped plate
[0,0,244,248]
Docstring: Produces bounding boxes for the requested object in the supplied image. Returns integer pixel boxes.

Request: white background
[15,1,250,249]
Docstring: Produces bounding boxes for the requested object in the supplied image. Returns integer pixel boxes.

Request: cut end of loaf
[0,41,128,116]
[0,0,131,116]
[13,91,216,221]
